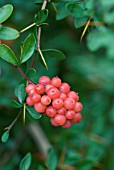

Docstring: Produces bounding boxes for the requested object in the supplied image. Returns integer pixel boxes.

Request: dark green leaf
[34,0,44,3]
[56,2,69,20]
[0,4,13,23]
[20,34,36,64]
[1,130,9,143]
[15,84,26,104]
[74,17,88,28]
[10,100,22,108]
[42,49,66,60]
[46,149,58,170]
[0,44,18,65]
[27,68,37,84]
[0,26,19,40]
[67,3,84,17]
[52,0,60,3]
[19,152,32,170]
[0,24,2,30]
[76,159,94,169]
[34,9,48,24]
[26,106,42,119]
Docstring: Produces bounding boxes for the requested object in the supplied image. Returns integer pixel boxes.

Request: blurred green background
[0,0,114,170]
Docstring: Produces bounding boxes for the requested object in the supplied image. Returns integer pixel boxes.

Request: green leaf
[0,26,19,40]
[56,2,69,20]
[76,159,94,169]
[15,84,26,104]
[27,68,37,84]
[67,3,84,17]
[1,130,9,143]
[20,34,36,64]
[46,149,58,170]
[34,9,49,24]
[0,24,2,30]
[0,44,18,65]
[74,17,88,28]
[19,152,32,170]
[26,106,42,119]
[34,0,44,3]
[0,4,13,23]
[10,100,22,108]
[42,49,66,60]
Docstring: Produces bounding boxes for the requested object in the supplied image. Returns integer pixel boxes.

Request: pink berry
[64,98,75,110]
[74,102,83,112]
[54,115,66,126]
[62,120,72,128]
[46,106,57,117]
[28,89,36,96]
[60,93,67,101]
[68,91,79,102]
[39,76,51,85]
[35,84,45,94]
[46,87,60,100]
[57,107,67,115]
[34,102,47,113]
[26,97,34,106]
[41,95,51,105]
[45,84,54,92]
[72,113,82,123]
[51,77,62,87]
[52,98,64,109]
[59,83,70,94]
[65,110,75,119]
[25,84,35,93]
[50,117,59,126]
[31,93,41,103]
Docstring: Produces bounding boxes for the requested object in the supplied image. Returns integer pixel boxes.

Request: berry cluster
[25,76,82,128]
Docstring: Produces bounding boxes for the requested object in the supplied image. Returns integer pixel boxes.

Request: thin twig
[30,51,37,68]
[51,2,58,13]
[19,23,36,34]
[23,103,26,125]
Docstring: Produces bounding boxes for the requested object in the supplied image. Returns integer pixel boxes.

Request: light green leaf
[0,4,13,23]
[56,2,69,20]
[74,17,88,28]
[67,3,84,17]
[42,49,66,60]
[35,9,49,24]
[0,24,2,30]
[0,44,18,65]
[26,106,42,119]
[20,34,36,64]
[1,130,9,143]
[11,100,22,108]
[19,153,32,170]
[0,26,19,40]
[15,84,26,104]
[46,149,58,170]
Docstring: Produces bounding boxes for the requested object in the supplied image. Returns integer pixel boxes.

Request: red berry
[46,87,60,100]
[59,83,70,94]
[62,120,72,128]
[51,77,62,87]
[60,93,67,101]
[35,84,45,94]
[39,76,51,85]
[31,93,41,103]
[41,95,51,105]
[65,110,75,119]
[28,89,36,96]
[50,117,59,126]
[54,115,66,126]
[72,113,82,123]
[74,102,83,112]
[68,91,79,102]
[64,98,75,110]
[52,98,64,109]
[45,84,54,92]
[26,97,34,106]
[25,84,35,93]
[57,107,67,115]
[46,106,57,117]
[34,102,47,113]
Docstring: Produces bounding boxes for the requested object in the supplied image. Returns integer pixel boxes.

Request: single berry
[46,106,57,117]
[57,107,67,115]
[34,102,47,113]
[31,93,41,103]
[28,89,36,96]
[46,87,60,100]
[45,84,54,92]
[60,93,67,101]
[26,97,34,106]
[64,98,75,110]
[59,83,70,94]
[41,95,51,105]
[35,84,45,94]
[51,77,62,87]
[25,84,35,93]
[54,115,66,126]
[72,113,82,123]
[52,98,64,109]
[39,76,51,85]
[65,110,75,119]
[68,91,79,102]
[50,117,59,126]
[62,120,72,128]
[74,102,83,112]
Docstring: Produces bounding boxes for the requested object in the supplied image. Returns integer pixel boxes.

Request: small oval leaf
[0,26,19,40]
[20,34,36,64]
[42,49,66,60]
[15,84,26,104]
[34,9,49,24]
[1,130,9,143]
[0,44,18,65]
[10,100,22,108]
[19,152,32,170]
[0,4,13,23]
[26,106,42,119]
[46,149,58,170]
[67,3,84,17]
